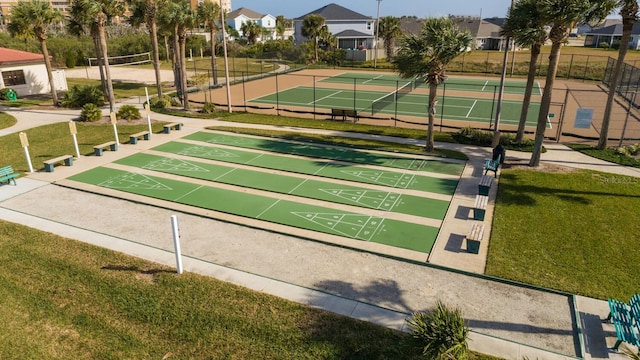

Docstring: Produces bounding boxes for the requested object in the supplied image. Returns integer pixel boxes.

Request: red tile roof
[0,47,44,65]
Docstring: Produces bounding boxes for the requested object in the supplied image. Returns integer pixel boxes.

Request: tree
[598,0,639,149]
[301,14,325,63]
[128,0,164,97]
[392,17,471,152]
[240,20,260,44]
[275,15,289,40]
[69,0,125,113]
[377,16,403,61]
[529,0,615,166]
[501,0,548,144]
[7,0,63,106]
[197,0,220,85]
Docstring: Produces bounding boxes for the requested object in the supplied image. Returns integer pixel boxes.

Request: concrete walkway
[0,103,638,359]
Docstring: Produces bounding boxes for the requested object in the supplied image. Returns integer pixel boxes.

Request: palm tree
[529,0,615,166]
[128,0,164,98]
[69,0,125,113]
[7,0,63,106]
[301,14,325,63]
[276,15,288,40]
[197,0,220,85]
[377,16,403,61]
[240,20,260,44]
[392,17,472,152]
[501,0,548,144]
[598,0,639,149]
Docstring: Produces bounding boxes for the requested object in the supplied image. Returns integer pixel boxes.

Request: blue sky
[230,0,514,19]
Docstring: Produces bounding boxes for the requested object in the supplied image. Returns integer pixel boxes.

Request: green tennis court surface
[153,141,458,195]
[184,131,464,176]
[319,72,416,88]
[115,153,449,219]
[249,85,541,126]
[68,167,440,253]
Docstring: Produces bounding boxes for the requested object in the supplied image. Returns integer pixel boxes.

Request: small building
[583,22,640,49]
[226,7,277,41]
[0,47,67,97]
[452,16,508,51]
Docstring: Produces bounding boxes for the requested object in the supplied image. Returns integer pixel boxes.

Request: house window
[2,70,26,86]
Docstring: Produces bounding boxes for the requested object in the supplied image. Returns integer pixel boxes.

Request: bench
[465,222,484,254]
[93,141,118,156]
[484,154,501,178]
[603,293,640,351]
[0,165,18,185]
[478,175,493,196]
[471,194,489,221]
[129,131,150,144]
[163,122,183,134]
[43,155,73,172]
[331,108,358,122]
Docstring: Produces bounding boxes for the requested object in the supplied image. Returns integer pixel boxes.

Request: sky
[230,0,515,20]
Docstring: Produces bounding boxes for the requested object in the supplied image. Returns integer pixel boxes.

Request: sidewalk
[0,105,637,359]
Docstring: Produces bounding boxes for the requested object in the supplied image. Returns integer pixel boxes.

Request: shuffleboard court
[115,153,450,219]
[152,141,459,195]
[68,167,440,253]
[184,131,465,176]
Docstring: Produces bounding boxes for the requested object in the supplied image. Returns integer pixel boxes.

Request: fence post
[242,72,247,110]
[619,91,636,147]
[313,75,317,120]
[276,72,280,116]
[567,54,574,79]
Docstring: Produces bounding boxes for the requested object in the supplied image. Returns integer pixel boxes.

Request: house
[452,16,508,51]
[583,22,640,49]
[293,3,375,50]
[0,47,67,98]
[226,7,277,41]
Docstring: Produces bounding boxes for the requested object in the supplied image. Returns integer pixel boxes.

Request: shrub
[149,96,170,109]
[79,103,102,122]
[117,105,141,121]
[61,85,105,108]
[406,300,469,360]
[201,102,216,114]
[453,127,493,146]
[0,88,16,100]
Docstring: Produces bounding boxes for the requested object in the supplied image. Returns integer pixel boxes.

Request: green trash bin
[5,89,17,101]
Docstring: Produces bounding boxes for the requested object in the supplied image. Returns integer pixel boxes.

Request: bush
[0,88,16,100]
[79,103,103,122]
[406,300,469,360]
[61,85,105,108]
[201,102,216,114]
[149,96,170,109]
[453,127,494,146]
[117,105,141,121]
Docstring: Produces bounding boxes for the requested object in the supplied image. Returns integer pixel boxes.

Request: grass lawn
[0,112,17,130]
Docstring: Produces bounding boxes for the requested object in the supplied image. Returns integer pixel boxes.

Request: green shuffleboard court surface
[153,141,459,195]
[115,153,450,220]
[184,132,465,176]
[68,167,440,253]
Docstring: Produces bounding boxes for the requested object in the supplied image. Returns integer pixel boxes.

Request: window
[2,70,26,86]
[367,22,372,30]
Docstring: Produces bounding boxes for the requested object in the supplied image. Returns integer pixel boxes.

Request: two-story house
[293,3,375,50]
[226,7,277,41]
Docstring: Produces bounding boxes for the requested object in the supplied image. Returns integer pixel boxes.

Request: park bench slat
[0,165,18,185]
[43,155,73,172]
[472,194,488,221]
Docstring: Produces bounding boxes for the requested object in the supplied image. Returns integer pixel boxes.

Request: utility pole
[220,0,232,112]
[491,0,515,147]
[373,0,382,69]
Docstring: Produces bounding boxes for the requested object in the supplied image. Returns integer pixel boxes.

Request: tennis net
[371,81,413,115]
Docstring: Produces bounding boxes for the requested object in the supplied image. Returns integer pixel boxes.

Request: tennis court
[66,131,465,257]
[249,84,541,126]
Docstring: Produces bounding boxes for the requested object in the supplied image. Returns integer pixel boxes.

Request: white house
[0,47,67,98]
[293,3,375,50]
[226,7,277,41]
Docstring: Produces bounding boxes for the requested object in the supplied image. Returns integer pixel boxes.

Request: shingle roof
[0,47,44,66]
[295,3,370,21]
[588,23,640,35]
[227,7,264,20]
[333,29,373,38]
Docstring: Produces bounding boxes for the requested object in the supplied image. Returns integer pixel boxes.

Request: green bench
[465,222,484,254]
[43,155,73,172]
[603,293,640,352]
[0,165,18,185]
[484,154,501,178]
[478,175,492,196]
[471,194,488,221]
[94,141,118,156]
[129,131,150,144]
[163,122,183,134]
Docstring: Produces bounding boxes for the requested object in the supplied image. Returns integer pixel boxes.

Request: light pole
[220,0,232,112]
[491,0,515,147]
[373,0,382,69]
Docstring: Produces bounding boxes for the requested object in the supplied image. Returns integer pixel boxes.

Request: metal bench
[163,122,183,134]
[0,165,18,185]
[465,222,484,254]
[471,194,488,221]
[93,141,118,156]
[43,155,73,172]
[331,108,358,122]
[129,131,150,144]
[484,154,502,177]
[478,175,492,196]
[603,294,640,351]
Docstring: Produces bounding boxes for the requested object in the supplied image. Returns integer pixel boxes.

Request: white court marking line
[481,80,490,92]
[213,167,238,181]
[307,90,342,105]
[256,199,281,219]
[287,178,309,194]
[466,100,478,118]
[173,185,205,203]
[362,74,384,84]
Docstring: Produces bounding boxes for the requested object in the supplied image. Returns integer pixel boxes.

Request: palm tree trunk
[172,28,182,103]
[530,39,563,167]
[210,27,218,85]
[179,30,189,111]
[39,38,58,105]
[426,83,438,152]
[98,20,116,113]
[149,20,162,98]
[93,35,107,96]
[516,44,541,144]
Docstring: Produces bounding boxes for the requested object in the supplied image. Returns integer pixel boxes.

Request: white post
[69,121,80,158]
[170,215,183,274]
[220,1,233,113]
[144,87,152,136]
[19,132,33,173]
